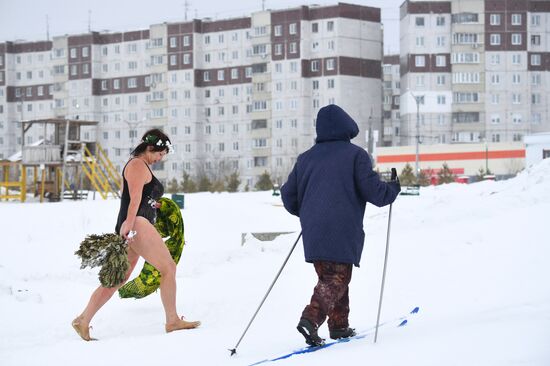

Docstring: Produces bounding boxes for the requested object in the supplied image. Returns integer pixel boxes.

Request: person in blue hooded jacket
[281,104,400,346]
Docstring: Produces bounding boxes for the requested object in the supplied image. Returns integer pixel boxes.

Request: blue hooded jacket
[281,104,400,267]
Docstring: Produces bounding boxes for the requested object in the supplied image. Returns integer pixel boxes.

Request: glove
[390,168,401,193]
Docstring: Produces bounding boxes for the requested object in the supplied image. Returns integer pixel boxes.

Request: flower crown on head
[142,134,174,153]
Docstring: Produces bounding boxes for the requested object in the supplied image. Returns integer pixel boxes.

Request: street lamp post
[485,138,489,174]
[409,90,422,178]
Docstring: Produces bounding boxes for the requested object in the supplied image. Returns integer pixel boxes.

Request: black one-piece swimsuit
[115,159,164,235]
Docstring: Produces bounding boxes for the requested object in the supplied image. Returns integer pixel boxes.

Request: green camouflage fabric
[118,197,185,299]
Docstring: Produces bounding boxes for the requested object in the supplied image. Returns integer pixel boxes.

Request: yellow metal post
[21,165,27,202]
[40,165,46,203]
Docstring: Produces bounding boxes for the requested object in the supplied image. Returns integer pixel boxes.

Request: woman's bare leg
[73,247,139,339]
[131,217,199,330]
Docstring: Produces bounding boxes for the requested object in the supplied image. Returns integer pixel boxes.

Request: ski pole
[229,232,302,356]
[374,168,398,343]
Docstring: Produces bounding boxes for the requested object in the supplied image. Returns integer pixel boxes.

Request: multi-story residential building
[382,55,401,146]
[0,3,384,188]
[399,0,550,148]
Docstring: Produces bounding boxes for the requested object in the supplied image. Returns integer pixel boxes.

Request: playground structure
[0,118,121,203]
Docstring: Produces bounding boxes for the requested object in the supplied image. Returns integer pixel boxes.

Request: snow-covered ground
[1,159,550,366]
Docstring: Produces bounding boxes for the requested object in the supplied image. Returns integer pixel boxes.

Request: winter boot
[297,318,325,346]
[329,327,356,340]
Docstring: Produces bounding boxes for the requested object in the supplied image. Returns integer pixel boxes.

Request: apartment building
[382,55,402,146]
[399,0,550,147]
[0,3,383,188]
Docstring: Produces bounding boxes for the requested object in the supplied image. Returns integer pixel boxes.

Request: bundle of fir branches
[75,233,129,288]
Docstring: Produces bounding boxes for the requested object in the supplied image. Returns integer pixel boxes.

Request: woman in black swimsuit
[72,129,200,341]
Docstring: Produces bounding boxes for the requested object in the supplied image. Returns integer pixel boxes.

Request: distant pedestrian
[281,104,400,346]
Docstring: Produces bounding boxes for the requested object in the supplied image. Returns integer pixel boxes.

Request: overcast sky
[0,0,404,53]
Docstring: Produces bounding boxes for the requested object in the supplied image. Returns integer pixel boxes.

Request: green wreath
[75,197,185,299]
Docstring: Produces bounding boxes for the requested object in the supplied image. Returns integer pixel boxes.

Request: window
[113,79,120,89]
[217,70,224,81]
[437,75,446,85]
[289,23,297,35]
[183,35,190,46]
[231,68,239,80]
[532,73,541,85]
[436,16,445,26]
[512,93,521,104]
[151,38,164,48]
[327,21,334,32]
[512,114,522,124]
[490,34,501,45]
[274,44,283,55]
[532,93,541,105]
[512,74,521,84]
[204,71,210,82]
[511,33,522,45]
[490,53,500,65]
[436,36,446,47]
[491,93,500,104]
[70,65,78,76]
[183,53,191,64]
[70,48,77,59]
[128,77,137,88]
[416,37,424,47]
[274,25,282,36]
[289,42,297,54]
[453,92,479,103]
[415,55,425,67]
[436,55,446,67]
[312,23,318,33]
[416,75,425,87]
[437,95,446,105]
[532,113,542,125]
[453,72,480,84]
[170,55,177,66]
[452,52,479,64]
[531,14,541,26]
[204,35,210,44]
[453,33,478,44]
[311,60,319,71]
[511,14,522,25]
[531,54,541,66]
[491,114,501,124]
[82,47,89,58]
[170,37,177,48]
[490,14,501,26]
[452,13,478,24]
[328,79,335,89]
[490,73,500,85]
[415,17,425,27]
[512,54,521,65]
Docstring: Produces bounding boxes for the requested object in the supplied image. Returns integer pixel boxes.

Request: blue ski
[248,307,420,366]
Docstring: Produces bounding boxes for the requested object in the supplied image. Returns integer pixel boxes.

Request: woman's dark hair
[130,129,172,156]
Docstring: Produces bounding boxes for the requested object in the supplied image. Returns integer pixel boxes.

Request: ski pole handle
[390,168,397,181]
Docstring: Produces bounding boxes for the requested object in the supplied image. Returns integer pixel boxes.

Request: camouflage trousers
[301,261,353,331]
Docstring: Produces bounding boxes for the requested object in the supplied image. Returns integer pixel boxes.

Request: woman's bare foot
[165,316,201,333]
[71,316,96,341]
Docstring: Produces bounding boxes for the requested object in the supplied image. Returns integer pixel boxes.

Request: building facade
[0,3,383,188]
[400,0,550,149]
[382,55,402,147]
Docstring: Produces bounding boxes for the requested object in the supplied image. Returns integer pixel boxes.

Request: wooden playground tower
[0,118,122,203]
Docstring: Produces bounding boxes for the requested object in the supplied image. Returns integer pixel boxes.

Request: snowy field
[1,159,550,366]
